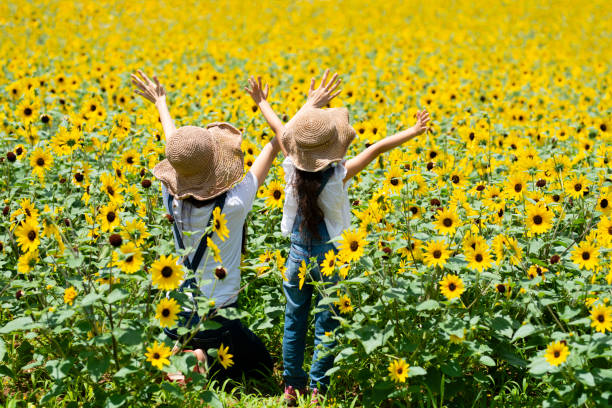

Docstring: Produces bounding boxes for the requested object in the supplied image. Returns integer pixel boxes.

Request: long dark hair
[294,169,325,239]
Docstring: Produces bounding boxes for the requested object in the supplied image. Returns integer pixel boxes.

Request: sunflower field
[1,0,611,407]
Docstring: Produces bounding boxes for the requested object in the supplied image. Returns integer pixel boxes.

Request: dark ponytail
[294,169,325,239]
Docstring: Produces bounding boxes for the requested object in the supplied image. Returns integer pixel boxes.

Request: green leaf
[87,355,110,382]
[479,355,496,367]
[106,288,129,304]
[0,338,5,361]
[114,366,137,379]
[408,366,427,377]
[416,299,439,312]
[80,292,103,307]
[441,361,462,377]
[576,370,596,387]
[46,359,72,380]
[201,391,223,408]
[491,316,513,338]
[0,317,34,334]
[117,328,143,346]
[104,394,127,408]
[512,324,536,342]
[528,357,556,376]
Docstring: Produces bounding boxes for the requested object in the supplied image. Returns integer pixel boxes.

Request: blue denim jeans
[283,218,339,392]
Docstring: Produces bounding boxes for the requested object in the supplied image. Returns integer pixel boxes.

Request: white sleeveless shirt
[280,157,352,247]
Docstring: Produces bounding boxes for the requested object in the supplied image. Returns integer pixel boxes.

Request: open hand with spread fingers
[306,68,342,108]
[245,76,269,105]
[410,109,430,136]
[131,69,166,105]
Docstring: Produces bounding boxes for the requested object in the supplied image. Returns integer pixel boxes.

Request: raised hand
[306,68,342,108]
[131,69,166,105]
[410,109,430,136]
[245,76,269,104]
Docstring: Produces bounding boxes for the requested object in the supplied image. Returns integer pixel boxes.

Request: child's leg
[308,268,340,392]
[282,248,313,390]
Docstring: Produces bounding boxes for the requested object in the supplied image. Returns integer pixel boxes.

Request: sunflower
[212,207,229,241]
[595,192,611,215]
[207,237,222,264]
[17,250,39,274]
[15,218,41,253]
[155,298,181,328]
[264,180,285,209]
[257,250,275,275]
[216,343,234,369]
[525,203,553,236]
[336,294,353,314]
[338,229,368,263]
[98,203,121,232]
[29,148,53,179]
[120,149,140,172]
[63,287,78,306]
[113,242,143,274]
[590,304,612,333]
[120,219,150,246]
[439,274,465,300]
[465,245,493,272]
[571,241,599,271]
[423,240,451,268]
[597,216,612,245]
[564,175,589,199]
[492,235,523,266]
[544,341,569,366]
[434,207,461,235]
[320,249,337,277]
[505,173,528,200]
[383,166,404,194]
[100,173,124,205]
[527,265,547,280]
[150,255,185,290]
[11,198,40,222]
[145,341,172,370]
[388,358,409,383]
[298,260,308,290]
[16,98,39,124]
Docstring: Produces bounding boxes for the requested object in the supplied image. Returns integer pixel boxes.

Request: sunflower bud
[215,267,227,280]
[109,234,122,247]
[6,152,16,162]
[141,179,152,188]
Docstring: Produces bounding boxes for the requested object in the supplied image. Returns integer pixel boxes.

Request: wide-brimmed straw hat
[280,107,356,172]
[152,122,244,200]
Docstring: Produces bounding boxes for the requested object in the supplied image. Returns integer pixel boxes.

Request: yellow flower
[113,242,143,274]
[320,250,337,277]
[100,173,124,205]
[63,287,78,306]
[590,304,612,333]
[264,180,285,209]
[98,203,121,232]
[212,207,229,241]
[383,166,404,194]
[15,218,41,253]
[150,255,185,290]
[434,207,461,235]
[145,341,172,370]
[464,245,493,272]
[527,265,547,281]
[155,298,181,328]
[17,250,39,274]
[121,219,150,246]
[338,229,368,263]
[298,260,308,290]
[571,241,599,271]
[388,358,409,383]
[29,148,53,179]
[217,343,234,369]
[439,274,465,300]
[564,175,589,199]
[525,203,553,236]
[207,237,222,264]
[504,173,528,200]
[544,341,569,366]
[336,294,353,314]
[423,240,451,268]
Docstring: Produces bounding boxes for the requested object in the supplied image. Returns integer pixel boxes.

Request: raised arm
[343,110,430,182]
[131,69,176,140]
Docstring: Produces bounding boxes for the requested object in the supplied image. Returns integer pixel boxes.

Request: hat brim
[152,122,244,200]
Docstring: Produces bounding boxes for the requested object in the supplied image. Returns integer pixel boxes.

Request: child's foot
[284,385,306,406]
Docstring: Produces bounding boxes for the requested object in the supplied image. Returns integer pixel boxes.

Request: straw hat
[280,107,356,172]
[152,122,244,200]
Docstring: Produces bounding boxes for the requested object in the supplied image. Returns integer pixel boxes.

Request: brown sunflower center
[153,352,160,359]
[433,250,442,259]
[533,215,543,225]
[574,183,582,192]
[24,107,32,116]
[390,178,399,186]
[161,266,173,278]
[126,255,134,263]
[106,212,116,222]
[273,190,281,200]
[36,157,45,166]
[601,199,609,209]
[162,308,170,317]
[581,251,590,260]
[350,241,359,251]
[448,283,456,291]
[443,218,453,227]
[554,351,560,358]
[27,230,36,241]
[597,314,604,323]
[514,183,522,192]
[475,254,483,262]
